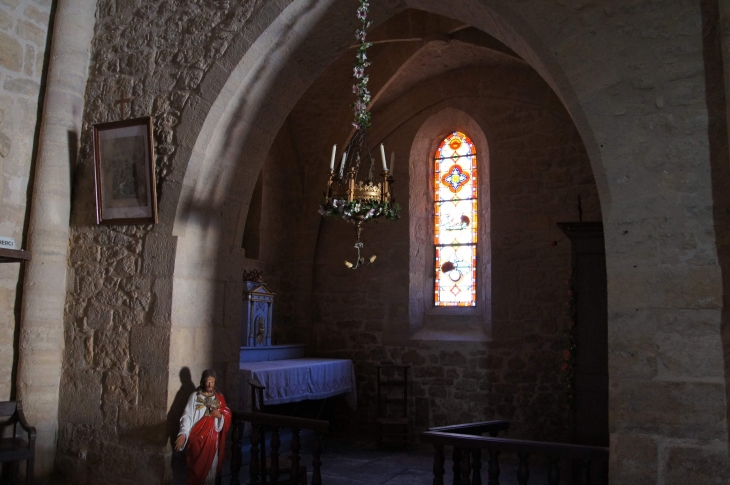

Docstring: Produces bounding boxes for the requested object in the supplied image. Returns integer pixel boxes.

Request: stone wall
[45,0,730,483]
[255,121,310,346]
[0,0,50,400]
[56,0,271,482]
[303,62,601,441]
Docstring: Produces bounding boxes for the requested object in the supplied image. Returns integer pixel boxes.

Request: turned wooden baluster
[487,424,500,485]
[471,449,482,485]
[259,424,267,484]
[250,424,261,484]
[460,448,472,485]
[547,457,560,485]
[452,447,462,485]
[487,450,500,485]
[578,459,592,485]
[433,444,445,485]
[270,427,281,483]
[312,431,323,485]
[291,428,301,485]
[516,453,529,485]
[230,419,242,485]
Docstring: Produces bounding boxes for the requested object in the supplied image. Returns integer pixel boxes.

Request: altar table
[238,358,357,413]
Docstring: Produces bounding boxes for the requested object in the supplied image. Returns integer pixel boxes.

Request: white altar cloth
[239,358,357,412]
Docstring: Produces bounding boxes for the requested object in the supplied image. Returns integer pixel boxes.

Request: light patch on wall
[5,175,28,206]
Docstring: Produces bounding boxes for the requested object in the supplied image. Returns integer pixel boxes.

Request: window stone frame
[407,108,492,342]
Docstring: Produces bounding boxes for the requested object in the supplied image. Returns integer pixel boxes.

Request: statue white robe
[178,391,226,485]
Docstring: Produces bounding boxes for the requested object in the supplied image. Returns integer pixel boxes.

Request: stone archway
[162,0,727,482]
[167,0,613,401]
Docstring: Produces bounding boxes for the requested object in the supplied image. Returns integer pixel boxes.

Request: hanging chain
[352,1,373,130]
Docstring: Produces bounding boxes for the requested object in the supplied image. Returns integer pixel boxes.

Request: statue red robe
[184,392,232,485]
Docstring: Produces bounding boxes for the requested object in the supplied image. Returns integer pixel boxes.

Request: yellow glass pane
[434,132,477,307]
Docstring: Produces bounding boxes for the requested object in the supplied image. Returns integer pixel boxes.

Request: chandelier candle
[330,144,337,170]
[380,144,388,171]
[339,152,347,177]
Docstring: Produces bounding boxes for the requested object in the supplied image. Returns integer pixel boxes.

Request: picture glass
[96,121,155,222]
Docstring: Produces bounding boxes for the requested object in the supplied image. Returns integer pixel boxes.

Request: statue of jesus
[175,369,232,485]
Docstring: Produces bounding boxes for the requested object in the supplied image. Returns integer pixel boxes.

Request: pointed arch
[408,109,491,341]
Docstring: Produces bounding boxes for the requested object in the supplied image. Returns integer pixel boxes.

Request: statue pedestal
[239,343,305,363]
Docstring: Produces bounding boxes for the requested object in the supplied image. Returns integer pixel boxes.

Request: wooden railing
[421,421,609,485]
[231,410,329,485]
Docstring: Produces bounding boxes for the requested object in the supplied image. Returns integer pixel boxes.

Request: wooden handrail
[422,431,608,460]
[428,420,510,436]
[421,424,609,485]
[233,410,330,433]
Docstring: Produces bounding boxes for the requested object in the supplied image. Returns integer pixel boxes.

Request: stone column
[16,0,96,476]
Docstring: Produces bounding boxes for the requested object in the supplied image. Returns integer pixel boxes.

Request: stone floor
[219,431,554,484]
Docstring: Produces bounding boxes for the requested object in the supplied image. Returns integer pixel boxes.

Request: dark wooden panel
[558,222,609,448]
[0,249,31,263]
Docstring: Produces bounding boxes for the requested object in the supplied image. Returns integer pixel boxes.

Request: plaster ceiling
[283,9,533,166]
[374,32,527,109]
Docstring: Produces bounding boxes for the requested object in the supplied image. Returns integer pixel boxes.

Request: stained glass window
[434,132,477,306]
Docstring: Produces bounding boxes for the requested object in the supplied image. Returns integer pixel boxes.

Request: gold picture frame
[92,116,158,225]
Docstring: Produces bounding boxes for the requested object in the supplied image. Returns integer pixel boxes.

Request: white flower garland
[352,0,373,130]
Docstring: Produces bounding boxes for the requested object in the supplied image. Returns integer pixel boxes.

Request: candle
[330,144,337,170]
[390,151,395,175]
[339,152,347,177]
[380,144,388,171]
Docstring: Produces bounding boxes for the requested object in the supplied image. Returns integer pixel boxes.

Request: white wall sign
[0,237,15,249]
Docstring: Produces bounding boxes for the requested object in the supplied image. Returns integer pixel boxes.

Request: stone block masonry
[305,62,599,442]
[35,0,730,483]
[57,1,270,483]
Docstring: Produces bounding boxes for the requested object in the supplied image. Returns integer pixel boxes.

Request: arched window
[434,132,477,307]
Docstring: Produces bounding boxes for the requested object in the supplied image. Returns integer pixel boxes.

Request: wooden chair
[376,365,410,448]
[0,401,35,484]
[248,379,306,484]
[249,378,266,413]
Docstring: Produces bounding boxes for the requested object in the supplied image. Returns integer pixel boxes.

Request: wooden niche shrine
[240,270,305,363]
[241,270,274,347]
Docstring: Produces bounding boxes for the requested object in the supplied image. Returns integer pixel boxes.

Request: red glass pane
[434,132,477,307]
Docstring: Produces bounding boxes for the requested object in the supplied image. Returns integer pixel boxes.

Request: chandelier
[319,0,400,269]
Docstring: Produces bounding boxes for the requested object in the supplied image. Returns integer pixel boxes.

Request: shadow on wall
[702,0,730,449]
[167,367,196,484]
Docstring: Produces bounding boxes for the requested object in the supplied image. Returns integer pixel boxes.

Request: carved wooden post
[579,459,592,485]
[312,431,323,485]
[291,428,301,484]
[433,444,445,485]
[516,453,529,485]
[452,447,462,485]
[460,448,472,485]
[471,448,482,485]
[260,424,267,484]
[547,457,560,485]
[250,424,260,484]
[487,450,500,485]
[230,418,242,485]
[270,427,281,483]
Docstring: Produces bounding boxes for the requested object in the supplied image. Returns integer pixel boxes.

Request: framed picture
[92,117,158,225]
